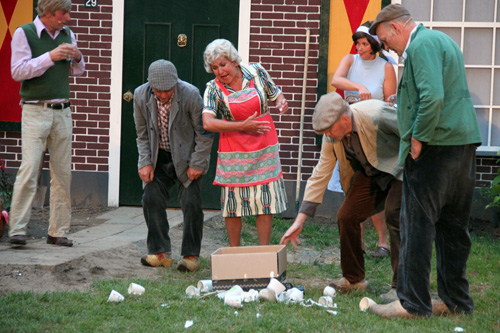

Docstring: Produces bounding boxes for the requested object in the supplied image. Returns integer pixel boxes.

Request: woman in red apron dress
[202,39,289,246]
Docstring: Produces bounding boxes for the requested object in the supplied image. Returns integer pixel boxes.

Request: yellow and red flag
[0,0,32,122]
[327,0,382,94]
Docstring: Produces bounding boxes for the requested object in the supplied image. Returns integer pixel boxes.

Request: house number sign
[84,0,98,8]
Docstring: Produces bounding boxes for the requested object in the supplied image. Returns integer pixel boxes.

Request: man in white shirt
[9,0,85,247]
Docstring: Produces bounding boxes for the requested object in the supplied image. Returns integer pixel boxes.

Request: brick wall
[68,0,112,173]
[476,156,500,188]
[249,0,322,182]
[0,0,497,202]
[0,0,112,173]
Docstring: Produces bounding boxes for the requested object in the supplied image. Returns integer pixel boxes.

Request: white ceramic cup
[323,285,336,297]
[226,285,244,296]
[258,288,277,302]
[359,297,376,312]
[224,294,243,308]
[128,283,145,295]
[276,291,290,303]
[197,280,213,293]
[107,290,125,303]
[185,285,200,297]
[267,278,286,295]
[242,289,259,302]
[288,288,304,302]
[318,296,334,307]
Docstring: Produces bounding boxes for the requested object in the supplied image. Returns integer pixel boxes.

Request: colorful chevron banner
[327,0,382,93]
[0,0,32,122]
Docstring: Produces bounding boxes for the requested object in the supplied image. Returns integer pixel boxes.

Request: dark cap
[148,59,178,91]
[312,92,350,134]
[369,4,411,35]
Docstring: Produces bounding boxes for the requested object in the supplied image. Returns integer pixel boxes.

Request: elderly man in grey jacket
[133,59,213,272]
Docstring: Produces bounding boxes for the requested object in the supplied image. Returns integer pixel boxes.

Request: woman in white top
[331,22,396,103]
[330,21,397,258]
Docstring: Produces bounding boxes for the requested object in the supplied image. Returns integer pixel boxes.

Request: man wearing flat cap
[133,59,213,272]
[281,92,402,297]
[366,4,481,319]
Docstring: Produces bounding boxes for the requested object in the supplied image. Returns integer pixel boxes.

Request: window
[398,0,500,153]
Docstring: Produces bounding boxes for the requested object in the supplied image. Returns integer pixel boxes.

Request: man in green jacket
[368,4,482,318]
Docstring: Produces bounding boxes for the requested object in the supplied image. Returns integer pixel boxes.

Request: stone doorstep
[0,208,220,267]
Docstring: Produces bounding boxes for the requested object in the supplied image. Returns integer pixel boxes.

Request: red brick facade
[67,0,112,173]
[0,0,497,206]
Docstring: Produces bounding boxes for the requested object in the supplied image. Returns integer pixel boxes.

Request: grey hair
[381,15,412,30]
[203,39,242,73]
[37,0,72,17]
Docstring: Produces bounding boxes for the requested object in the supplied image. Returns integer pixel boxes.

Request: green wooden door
[119,0,239,208]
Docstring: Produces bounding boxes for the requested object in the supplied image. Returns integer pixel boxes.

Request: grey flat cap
[369,4,411,35]
[312,92,350,134]
[148,59,178,91]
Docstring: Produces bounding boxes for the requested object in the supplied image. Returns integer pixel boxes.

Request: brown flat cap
[369,4,411,35]
[312,92,350,134]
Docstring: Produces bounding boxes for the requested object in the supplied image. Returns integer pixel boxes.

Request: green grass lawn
[1,217,499,332]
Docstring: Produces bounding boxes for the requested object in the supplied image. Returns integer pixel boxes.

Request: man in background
[9,0,85,247]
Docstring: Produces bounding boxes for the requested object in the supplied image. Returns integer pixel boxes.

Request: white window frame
[392,0,500,154]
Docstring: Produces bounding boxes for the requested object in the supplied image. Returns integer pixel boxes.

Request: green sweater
[20,22,71,101]
[397,24,482,164]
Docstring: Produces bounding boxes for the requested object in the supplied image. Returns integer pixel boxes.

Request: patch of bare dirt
[0,207,497,296]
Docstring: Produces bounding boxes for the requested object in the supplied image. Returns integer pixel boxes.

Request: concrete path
[0,207,220,268]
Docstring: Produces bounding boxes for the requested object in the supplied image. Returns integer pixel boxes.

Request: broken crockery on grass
[107,290,125,303]
[318,296,334,307]
[267,278,286,296]
[359,297,377,312]
[225,285,244,297]
[288,287,304,302]
[128,283,145,295]
[323,285,336,297]
[241,289,259,302]
[197,279,213,293]
[185,285,200,297]
[224,294,243,308]
[327,310,338,316]
[258,288,277,302]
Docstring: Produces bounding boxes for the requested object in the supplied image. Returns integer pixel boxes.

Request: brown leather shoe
[141,253,174,267]
[10,234,27,246]
[177,256,200,272]
[47,235,73,247]
[372,246,390,258]
[432,299,451,316]
[329,277,368,292]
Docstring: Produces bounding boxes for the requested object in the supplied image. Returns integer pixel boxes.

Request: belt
[23,102,71,109]
[46,102,71,109]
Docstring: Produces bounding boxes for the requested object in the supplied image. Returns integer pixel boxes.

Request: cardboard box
[211,245,287,290]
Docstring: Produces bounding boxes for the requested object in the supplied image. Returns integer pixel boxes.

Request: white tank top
[344,54,387,102]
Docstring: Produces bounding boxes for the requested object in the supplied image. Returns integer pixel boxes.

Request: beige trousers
[8,103,72,238]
